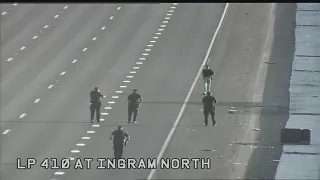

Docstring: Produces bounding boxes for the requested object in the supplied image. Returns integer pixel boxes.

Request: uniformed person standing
[127,89,142,123]
[202,92,217,126]
[202,65,215,95]
[110,125,130,160]
[89,86,105,123]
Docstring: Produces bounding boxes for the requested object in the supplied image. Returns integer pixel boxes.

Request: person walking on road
[127,89,142,123]
[202,65,215,95]
[202,92,217,126]
[110,125,130,160]
[89,86,105,123]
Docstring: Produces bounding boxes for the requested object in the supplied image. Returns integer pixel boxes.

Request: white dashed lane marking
[71,150,80,153]
[72,59,77,63]
[60,71,66,76]
[5,5,69,63]
[2,129,10,135]
[49,6,178,179]
[160,25,166,28]
[7,58,13,62]
[82,48,87,52]
[169,10,174,13]
[34,99,40,103]
[167,13,172,16]
[19,113,26,119]
[48,85,54,89]
[54,172,65,175]
[1,12,7,15]
[100,118,105,121]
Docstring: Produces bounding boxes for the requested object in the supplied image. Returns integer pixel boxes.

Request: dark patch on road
[243,3,297,179]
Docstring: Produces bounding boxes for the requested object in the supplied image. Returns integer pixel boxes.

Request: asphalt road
[0,3,294,180]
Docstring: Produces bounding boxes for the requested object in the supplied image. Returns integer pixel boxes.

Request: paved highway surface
[0,3,295,180]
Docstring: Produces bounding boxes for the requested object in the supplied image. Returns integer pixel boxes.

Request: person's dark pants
[203,108,216,126]
[113,144,124,160]
[128,104,138,122]
[90,103,101,122]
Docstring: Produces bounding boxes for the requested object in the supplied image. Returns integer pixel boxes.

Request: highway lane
[1,4,118,129]
[153,3,295,180]
[1,4,70,66]
[153,3,278,179]
[0,4,173,180]
[59,3,226,180]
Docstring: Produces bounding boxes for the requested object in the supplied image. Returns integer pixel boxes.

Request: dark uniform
[202,68,214,78]
[127,90,142,123]
[110,127,129,160]
[90,87,104,123]
[202,93,217,126]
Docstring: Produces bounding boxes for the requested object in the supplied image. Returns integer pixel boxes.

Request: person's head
[117,125,122,130]
[205,65,209,69]
[94,86,99,91]
[133,89,137,93]
[206,92,211,96]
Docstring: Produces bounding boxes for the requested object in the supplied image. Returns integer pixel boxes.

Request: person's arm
[99,91,106,98]
[138,94,143,106]
[110,131,115,141]
[124,133,130,146]
[127,94,131,102]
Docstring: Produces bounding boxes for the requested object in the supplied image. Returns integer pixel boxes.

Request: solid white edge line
[146,3,229,180]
